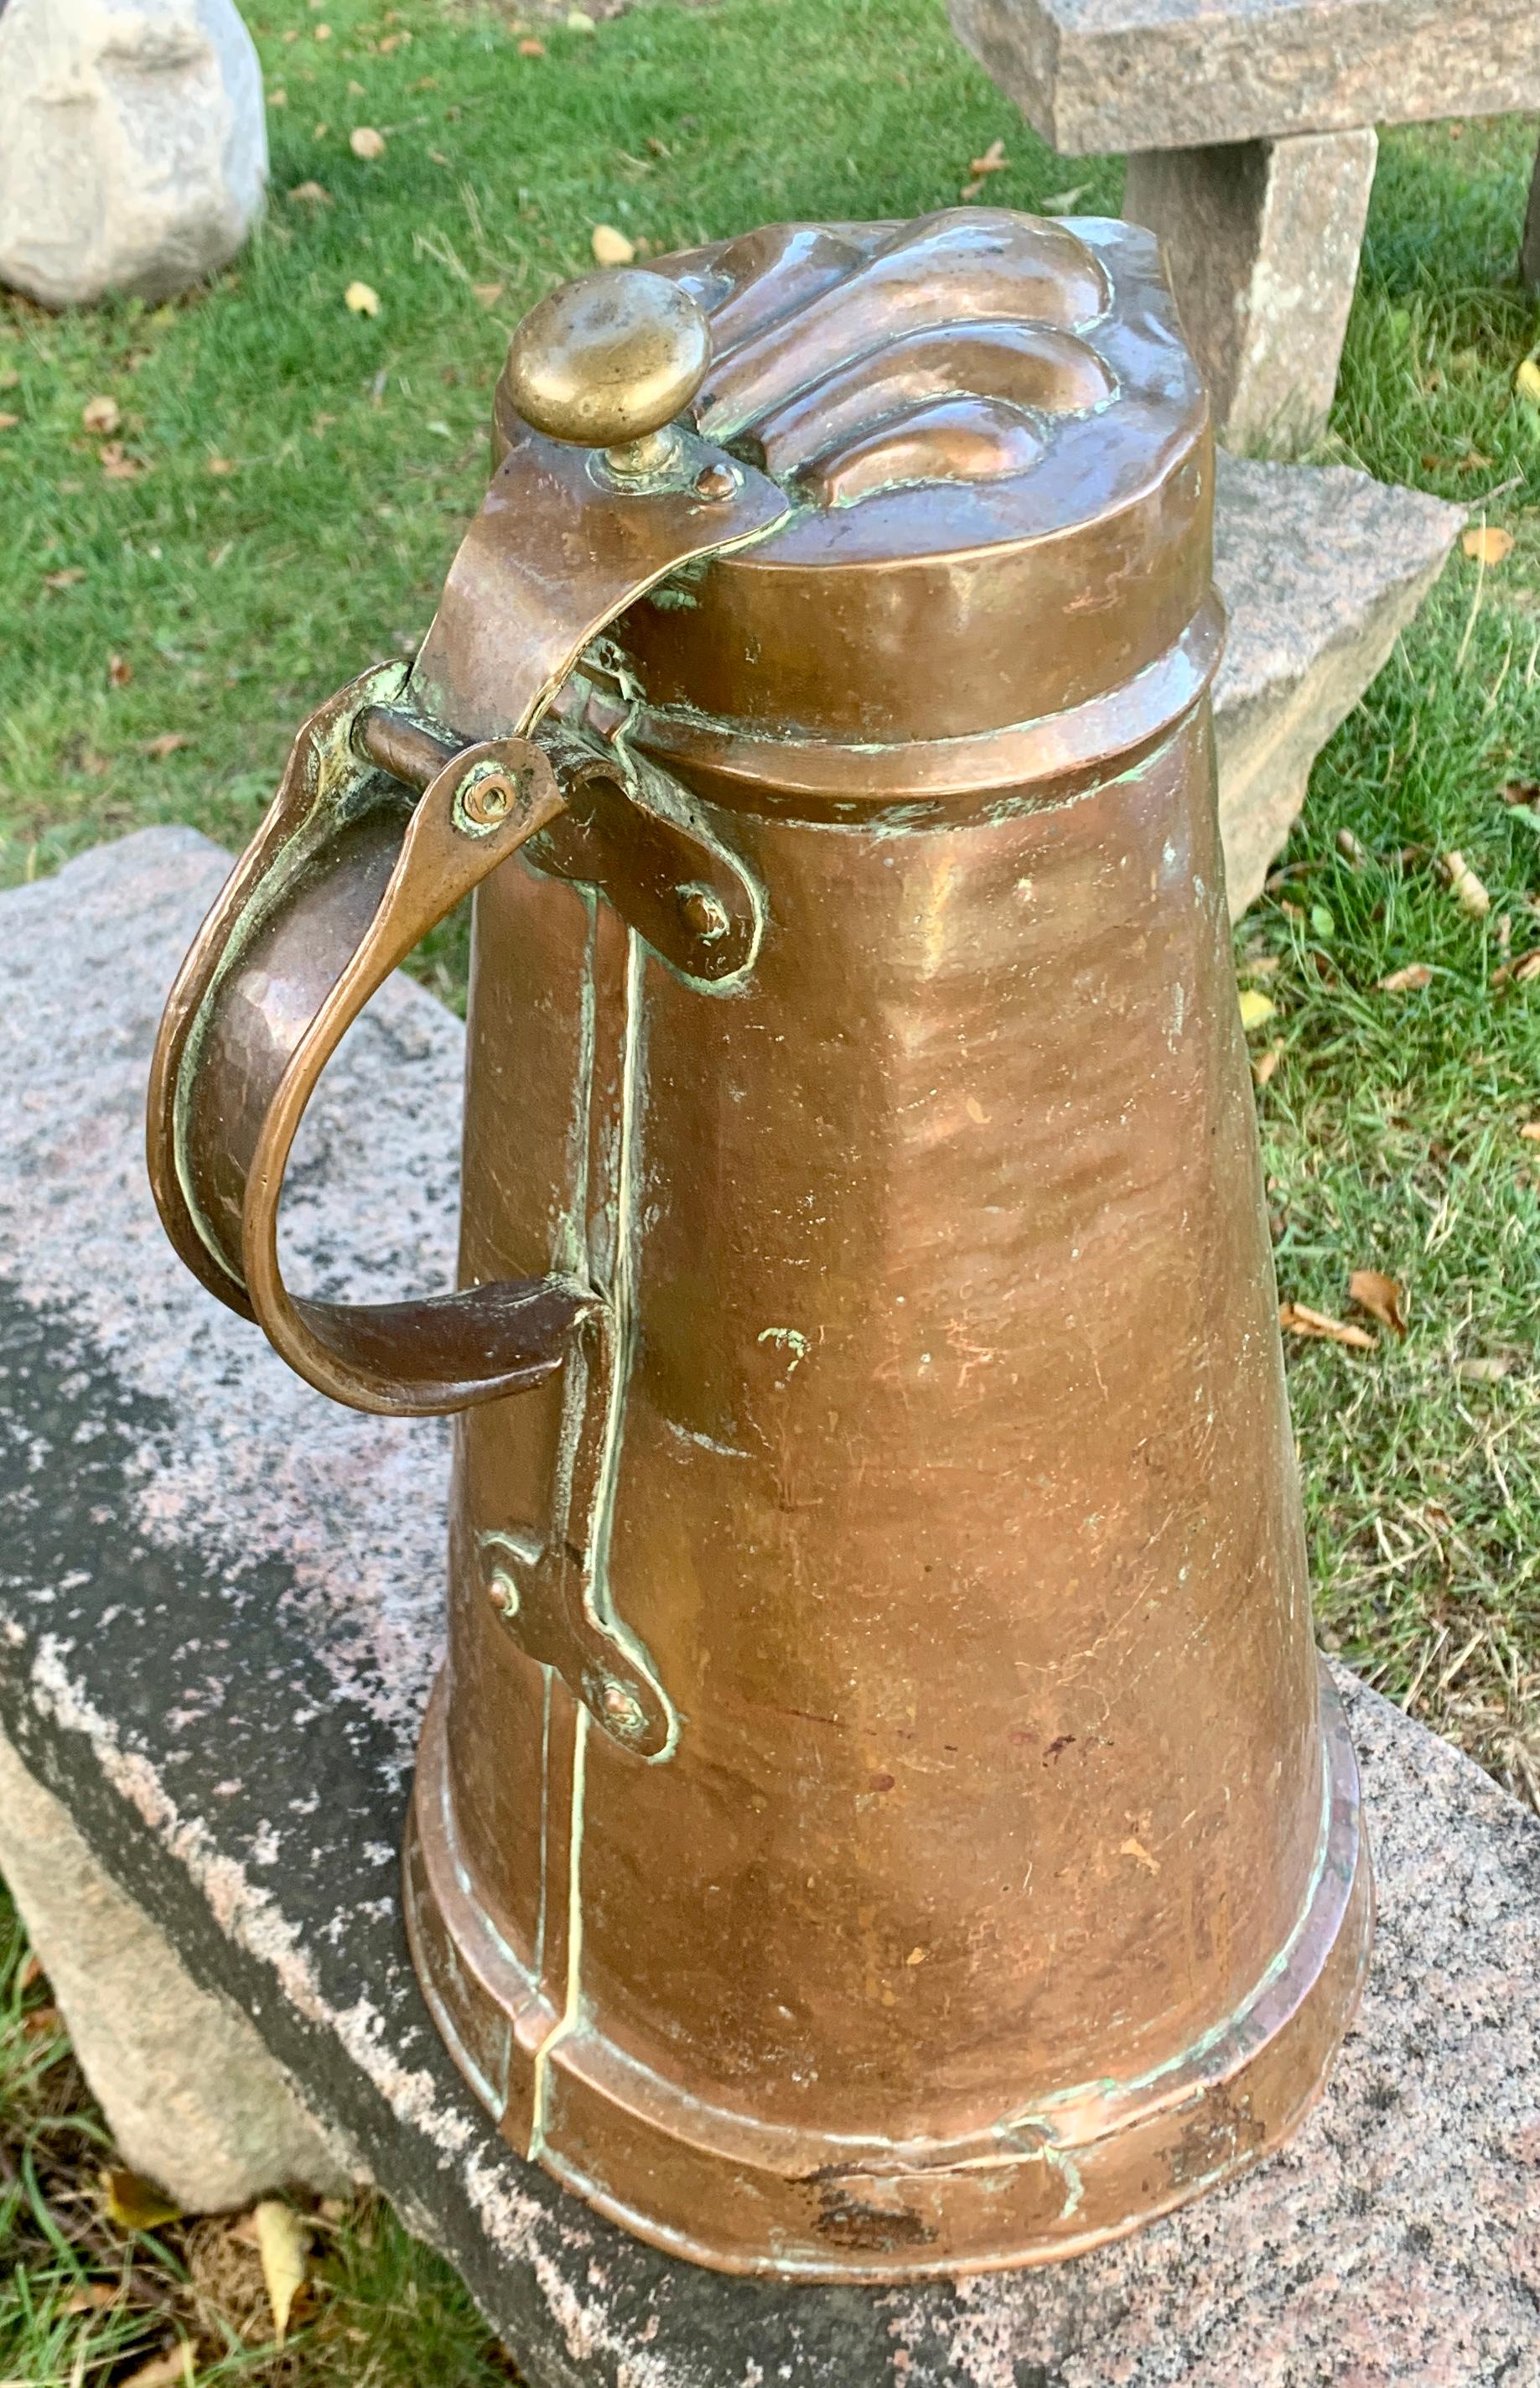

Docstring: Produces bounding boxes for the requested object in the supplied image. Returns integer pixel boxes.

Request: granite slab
[1124,134,1379,453]
[1211,454,1461,908]
[0,1724,350,2209]
[946,0,1540,158]
[1,830,1537,2387]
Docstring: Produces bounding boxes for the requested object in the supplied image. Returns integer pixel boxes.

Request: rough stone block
[1211,452,1463,912]
[0,0,267,310]
[0,1725,355,2210]
[946,0,1540,159]
[2,831,1537,2385]
[1123,129,1377,452]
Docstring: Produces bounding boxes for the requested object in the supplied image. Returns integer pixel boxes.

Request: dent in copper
[148,207,1372,2280]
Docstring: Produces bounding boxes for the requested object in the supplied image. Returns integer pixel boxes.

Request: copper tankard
[148,210,1371,2280]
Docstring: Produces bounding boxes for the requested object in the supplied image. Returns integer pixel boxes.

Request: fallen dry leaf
[518,34,545,53]
[1237,987,1276,1031]
[288,179,331,204]
[117,2349,193,2388]
[1491,949,1540,987]
[103,2166,182,2232]
[1462,524,1514,566]
[968,137,1007,176]
[65,2282,119,2314]
[345,279,381,316]
[145,733,189,758]
[472,281,506,308]
[1377,963,1434,993]
[1516,356,1540,407]
[43,567,85,589]
[1457,1356,1512,1383]
[99,440,146,480]
[1336,826,1370,868]
[107,654,133,688]
[591,224,635,265]
[82,394,122,435]
[1348,1268,1408,1337]
[1252,1042,1282,1088]
[255,2199,309,2346]
[1040,183,1091,213]
[1442,849,1491,918]
[0,411,19,431]
[206,454,236,475]
[350,125,386,159]
[1522,1122,1540,1143]
[1278,1300,1376,1352]
[1500,777,1540,807]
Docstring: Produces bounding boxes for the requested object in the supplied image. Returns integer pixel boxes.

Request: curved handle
[148,662,598,1416]
[148,268,791,1419]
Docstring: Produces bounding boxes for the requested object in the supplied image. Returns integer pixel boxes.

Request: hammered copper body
[148,210,1371,2281]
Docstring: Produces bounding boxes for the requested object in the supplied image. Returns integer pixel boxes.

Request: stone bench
[3,828,1538,2384]
[949,0,1540,449]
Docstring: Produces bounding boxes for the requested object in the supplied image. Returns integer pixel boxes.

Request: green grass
[0,0,1537,2370]
[1257,112,1540,1802]
[0,1881,518,2385]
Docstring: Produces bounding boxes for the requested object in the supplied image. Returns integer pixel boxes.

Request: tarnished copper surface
[148,208,1371,2279]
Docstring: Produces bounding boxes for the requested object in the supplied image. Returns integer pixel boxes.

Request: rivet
[600,1682,646,1737]
[693,459,739,501]
[679,884,729,941]
[486,1567,521,1621]
[460,776,511,828]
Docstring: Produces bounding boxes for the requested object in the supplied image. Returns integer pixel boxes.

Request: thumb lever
[506,267,712,480]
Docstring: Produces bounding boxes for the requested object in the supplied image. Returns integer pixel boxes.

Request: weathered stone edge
[947,0,1540,156]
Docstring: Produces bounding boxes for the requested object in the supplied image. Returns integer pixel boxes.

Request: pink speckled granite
[1,828,1537,2388]
[946,0,1540,156]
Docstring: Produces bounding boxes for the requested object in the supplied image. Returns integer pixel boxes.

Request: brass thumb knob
[506,268,711,473]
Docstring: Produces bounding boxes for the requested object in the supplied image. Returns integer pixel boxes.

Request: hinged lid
[490,208,1216,761]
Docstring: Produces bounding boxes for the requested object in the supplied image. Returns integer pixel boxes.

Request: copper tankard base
[404,1664,1371,2282]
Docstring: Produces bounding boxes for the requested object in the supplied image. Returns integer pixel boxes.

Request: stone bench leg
[1525,138,1540,292]
[0,1724,355,2211]
[1124,128,1378,455]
